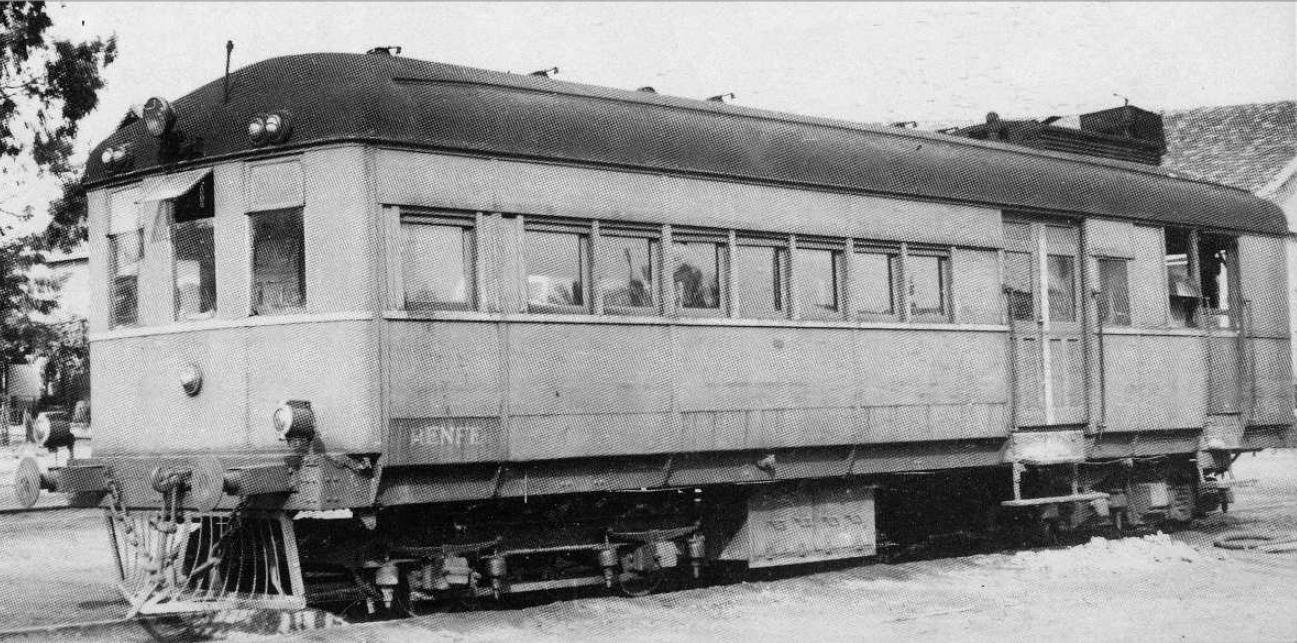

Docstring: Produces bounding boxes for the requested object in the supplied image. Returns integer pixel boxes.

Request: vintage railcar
[16,51,1295,614]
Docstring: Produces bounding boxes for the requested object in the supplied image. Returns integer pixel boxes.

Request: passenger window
[851,250,899,318]
[1047,254,1077,323]
[525,229,589,311]
[1198,233,1238,329]
[109,230,143,327]
[251,208,306,315]
[1164,227,1198,327]
[1003,251,1034,321]
[794,246,841,318]
[596,232,657,311]
[672,239,725,312]
[171,175,216,320]
[908,253,950,320]
[1097,258,1131,326]
[734,241,787,318]
[402,218,474,311]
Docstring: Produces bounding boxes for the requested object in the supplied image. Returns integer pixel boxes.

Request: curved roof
[86,53,1287,235]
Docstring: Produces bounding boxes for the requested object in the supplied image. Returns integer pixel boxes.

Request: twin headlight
[247,112,292,146]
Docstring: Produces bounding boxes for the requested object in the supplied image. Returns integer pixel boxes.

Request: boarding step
[1005,430,1087,465]
[1001,491,1109,508]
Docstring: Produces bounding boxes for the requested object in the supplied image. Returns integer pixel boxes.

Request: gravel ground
[0,450,1294,642]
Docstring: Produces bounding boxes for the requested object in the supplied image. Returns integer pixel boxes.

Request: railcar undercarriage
[82,452,1236,619]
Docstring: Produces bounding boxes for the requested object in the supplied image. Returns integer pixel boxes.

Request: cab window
[171,174,216,320]
[251,208,306,315]
[108,189,142,328]
[109,230,143,327]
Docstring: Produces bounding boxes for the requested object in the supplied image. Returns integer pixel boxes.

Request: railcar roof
[86,52,1287,235]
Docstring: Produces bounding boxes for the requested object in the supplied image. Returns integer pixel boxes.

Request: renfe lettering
[410,424,482,448]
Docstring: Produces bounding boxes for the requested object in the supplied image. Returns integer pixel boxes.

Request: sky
[7,1,1295,232]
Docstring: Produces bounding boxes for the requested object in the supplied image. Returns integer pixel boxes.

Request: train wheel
[617,568,667,597]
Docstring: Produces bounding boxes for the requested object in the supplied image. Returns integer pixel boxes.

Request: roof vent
[367,46,402,56]
[706,92,735,103]
[637,86,657,93]
[530,67,559,78]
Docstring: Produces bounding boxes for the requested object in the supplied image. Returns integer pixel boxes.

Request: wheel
[617,567,666,597]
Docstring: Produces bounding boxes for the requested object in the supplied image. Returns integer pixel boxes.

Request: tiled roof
[1161,101,1296,193]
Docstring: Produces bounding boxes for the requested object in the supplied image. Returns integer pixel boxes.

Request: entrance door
[1003,220,1087,427]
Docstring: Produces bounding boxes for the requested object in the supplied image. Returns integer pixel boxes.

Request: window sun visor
[135,167,213,205]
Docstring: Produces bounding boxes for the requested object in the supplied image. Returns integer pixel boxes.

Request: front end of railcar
[13,83,385,615]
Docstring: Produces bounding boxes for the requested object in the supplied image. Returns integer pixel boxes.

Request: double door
[1003,220,1087,427]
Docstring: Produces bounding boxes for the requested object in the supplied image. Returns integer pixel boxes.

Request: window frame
[249,206,307,316]
[171,217,217,321]
[108,228,145,328]
[904,245,953,323]
[400,211,477,312]
[1197,231,1240,330]
[670,228,729,318]
[1095,256,1132,327]
[595,222,661,316]
[1164,226,1200,328]
[733,233,791,320]
[523,218,592,315]
[168,175,218,322]
[849,241,901,322]
[793,235,845,321]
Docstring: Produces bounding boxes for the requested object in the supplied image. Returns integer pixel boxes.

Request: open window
[1164,227,1199,328]
[1198,233,1238,329]
[402,212,475,311]
[170,174,216,320]
[251,208,306,315]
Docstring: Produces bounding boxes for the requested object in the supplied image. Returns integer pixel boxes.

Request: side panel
[1247,337,1296,427]
[1102,334,1207,432]
[91,321,383,456]
[384,321,1009,464]
[1239,235,1290,338]
[1128,225,1168,328]
[953,248,1003,324]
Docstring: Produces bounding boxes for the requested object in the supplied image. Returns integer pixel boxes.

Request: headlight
[248,111,291,146]
[273,400,315,441]
[264,113,283,137]
[247,114,267,144]
[142,96,176,137]
[179,364,203,397]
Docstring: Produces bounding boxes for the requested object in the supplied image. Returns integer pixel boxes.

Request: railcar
[15,51,1295,615]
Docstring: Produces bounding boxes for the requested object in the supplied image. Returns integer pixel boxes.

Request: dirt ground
[0,450,1294,642]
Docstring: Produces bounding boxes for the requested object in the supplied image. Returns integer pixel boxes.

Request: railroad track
[0,609,348,641]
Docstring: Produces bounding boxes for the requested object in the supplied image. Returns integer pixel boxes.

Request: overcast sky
[10,1,1295,231]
